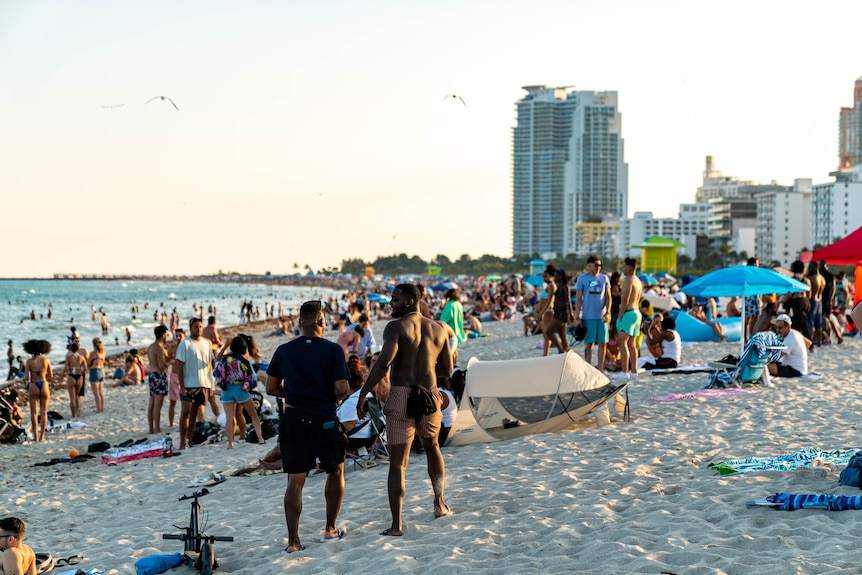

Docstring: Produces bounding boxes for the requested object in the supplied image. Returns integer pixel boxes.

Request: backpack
[839,451,862,488]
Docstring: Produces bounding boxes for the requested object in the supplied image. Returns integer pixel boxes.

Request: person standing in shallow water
[357,283,453,537]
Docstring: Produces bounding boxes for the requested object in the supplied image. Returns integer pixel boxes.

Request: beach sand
[3,317,862,574]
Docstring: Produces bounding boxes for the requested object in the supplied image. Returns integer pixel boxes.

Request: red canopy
[802,225,862,306]
[808,225,862,265]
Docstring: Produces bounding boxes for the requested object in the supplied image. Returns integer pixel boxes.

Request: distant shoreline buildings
[511,78,862,269]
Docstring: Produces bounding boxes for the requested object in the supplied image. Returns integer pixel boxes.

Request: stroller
[0,386,26,444]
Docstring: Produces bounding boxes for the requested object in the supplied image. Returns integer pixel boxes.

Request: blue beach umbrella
[681,266,810,353]
[637,273,659,286]
[366,293,390,304]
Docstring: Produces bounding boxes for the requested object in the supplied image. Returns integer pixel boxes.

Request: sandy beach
[2,315,862,574]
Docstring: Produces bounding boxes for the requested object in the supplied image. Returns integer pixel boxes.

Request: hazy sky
[2,0,859,277]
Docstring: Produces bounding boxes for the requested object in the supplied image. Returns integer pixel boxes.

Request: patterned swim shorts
[384,385,443,446]
[148,371,168,397]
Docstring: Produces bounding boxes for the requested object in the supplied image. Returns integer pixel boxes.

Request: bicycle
[162,488,233,575]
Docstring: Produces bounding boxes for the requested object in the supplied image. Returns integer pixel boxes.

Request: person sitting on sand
[0,517,35,575]
[641,315,681,370]
[768,313,810,378]
[337,358,376,452]
[116,357,142,386]
[688,302,727,342]
[726,297,742,318]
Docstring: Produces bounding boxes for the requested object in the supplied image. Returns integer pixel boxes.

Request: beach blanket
[709,447,855,476]
[651,388,754,402]
[755,493,862,511]
[100,439,167,465]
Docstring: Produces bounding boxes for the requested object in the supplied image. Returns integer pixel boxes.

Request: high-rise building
[753,179,811,267]
[839,77,862,169]
[511,86,627,258]
[811,167,862,247]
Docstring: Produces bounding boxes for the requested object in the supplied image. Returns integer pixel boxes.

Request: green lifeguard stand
[628,237,685,274]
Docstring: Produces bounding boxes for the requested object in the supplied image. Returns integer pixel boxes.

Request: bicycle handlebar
[162,534,184,540]
[211,536,234,542]
[178,488,210,501]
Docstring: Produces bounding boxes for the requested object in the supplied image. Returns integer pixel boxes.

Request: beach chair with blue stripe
[708,332,785,388]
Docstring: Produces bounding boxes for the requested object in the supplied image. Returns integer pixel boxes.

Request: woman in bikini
[64,343,87,417]
[23,339,53,442]
[88,337,106,413]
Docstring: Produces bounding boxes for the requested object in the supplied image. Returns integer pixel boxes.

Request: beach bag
[87,441,111,453]
[246,418,279,443]
[35,553,54,574]
[839,451,862,488]
[406,385,438,422]
[134,552,184,575]
[192,422,222,445]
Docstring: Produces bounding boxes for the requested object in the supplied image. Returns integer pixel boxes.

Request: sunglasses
[592,262,603,267]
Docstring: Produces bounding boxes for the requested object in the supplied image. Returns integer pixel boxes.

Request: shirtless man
[147,325,171,434]
[806,261,826,346]
[357,283,452,537]
[0,517,35,575]
[615,258,643,379]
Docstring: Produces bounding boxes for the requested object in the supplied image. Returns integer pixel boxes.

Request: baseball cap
[774,313,791,325]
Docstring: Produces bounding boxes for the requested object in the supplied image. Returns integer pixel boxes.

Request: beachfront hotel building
[511,86,628,258]
[839,77,862,169]
[618,206,709,260]
[810,167,862,248]
[753,180,811,267]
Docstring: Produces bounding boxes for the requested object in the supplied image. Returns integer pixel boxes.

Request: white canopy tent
[446,350,627,446]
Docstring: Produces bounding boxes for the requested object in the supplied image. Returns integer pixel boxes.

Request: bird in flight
[145,96,179,111]
[100,104,124,109]
[442,94,466,107]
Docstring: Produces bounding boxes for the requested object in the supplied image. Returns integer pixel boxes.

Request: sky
[1,0,859,277]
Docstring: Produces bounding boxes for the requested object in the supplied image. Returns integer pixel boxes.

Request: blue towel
[768,493,862,511]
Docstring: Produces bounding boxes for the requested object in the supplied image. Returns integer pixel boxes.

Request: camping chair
[707,331,786,388]
[345,395,388,471]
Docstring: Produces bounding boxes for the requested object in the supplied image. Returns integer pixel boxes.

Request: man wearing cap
[265,300,351,553]
[768,314,810,378]
[574,254,611,371]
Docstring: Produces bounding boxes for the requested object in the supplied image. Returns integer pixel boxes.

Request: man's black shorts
[181,387,207,406]
[280,407,347,474]
[775,364,803,378]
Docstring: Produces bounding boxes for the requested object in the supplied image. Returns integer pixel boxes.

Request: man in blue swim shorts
[574,254,611,371]
[615,258,643,379]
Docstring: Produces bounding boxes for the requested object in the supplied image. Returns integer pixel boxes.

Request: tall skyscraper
[511,86,627,258]
[839,77,862,169]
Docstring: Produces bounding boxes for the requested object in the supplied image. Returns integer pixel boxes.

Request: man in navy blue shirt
[266,300,351,554]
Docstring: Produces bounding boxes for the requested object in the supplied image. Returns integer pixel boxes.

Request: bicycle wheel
[199,541,213,575]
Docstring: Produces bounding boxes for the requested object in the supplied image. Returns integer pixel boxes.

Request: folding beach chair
[707,331,785,388]
[345,396,388,471]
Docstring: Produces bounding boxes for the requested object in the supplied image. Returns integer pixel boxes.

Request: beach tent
[802,224,862,305]
[446,350,626,446]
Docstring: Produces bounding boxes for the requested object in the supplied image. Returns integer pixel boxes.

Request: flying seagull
[145,96,179,111]
[100,104,125,109]
[442,94,466,107]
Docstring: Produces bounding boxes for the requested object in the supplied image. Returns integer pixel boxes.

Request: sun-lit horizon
[2,0,859,278]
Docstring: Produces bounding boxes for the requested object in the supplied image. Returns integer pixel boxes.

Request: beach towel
[651,388,754,402]
[100,439,167,465]
[752,493,862,511]
[709,447,856,476]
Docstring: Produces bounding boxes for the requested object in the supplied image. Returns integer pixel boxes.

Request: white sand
[3,319,861,574]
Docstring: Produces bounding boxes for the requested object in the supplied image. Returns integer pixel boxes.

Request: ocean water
[1,279,338,365]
